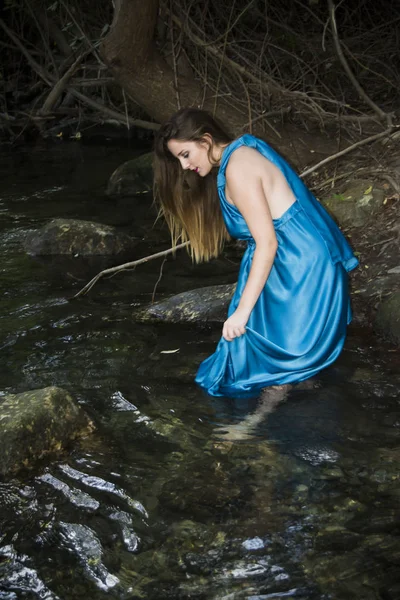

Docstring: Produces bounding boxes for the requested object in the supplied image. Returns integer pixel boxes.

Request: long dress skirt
[195,201,352,398]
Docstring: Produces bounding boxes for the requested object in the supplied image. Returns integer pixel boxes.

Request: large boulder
[24,218,137,256]
[106,152,153,198]
[0,386,93,476]
[134,283,235,324]
[323,180,384,228]
[375,291,400,344]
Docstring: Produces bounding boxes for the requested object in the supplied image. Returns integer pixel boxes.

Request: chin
[200,166,212,177]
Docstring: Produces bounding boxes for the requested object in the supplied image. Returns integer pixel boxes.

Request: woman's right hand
[222,308,250,341]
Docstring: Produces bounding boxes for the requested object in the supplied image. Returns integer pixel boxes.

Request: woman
[154,108,358,399]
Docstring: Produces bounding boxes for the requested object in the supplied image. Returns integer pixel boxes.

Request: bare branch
[300,126,394,178]
[328,0,387,121]
[40,51,90,115]
[73,242,190,299]
[66,88,160,131]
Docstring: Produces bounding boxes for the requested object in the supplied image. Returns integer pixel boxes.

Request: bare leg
[214,384,291,441]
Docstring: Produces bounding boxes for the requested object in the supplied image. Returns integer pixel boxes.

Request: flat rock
[134,283,235,324]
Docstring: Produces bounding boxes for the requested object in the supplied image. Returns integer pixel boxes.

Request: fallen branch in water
[72,241,190,299]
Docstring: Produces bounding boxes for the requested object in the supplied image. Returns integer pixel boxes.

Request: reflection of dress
[195,135,358,399]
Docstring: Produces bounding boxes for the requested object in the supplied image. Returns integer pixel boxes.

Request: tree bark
[100,0,246,133]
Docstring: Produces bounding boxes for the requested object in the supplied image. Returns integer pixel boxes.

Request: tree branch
[66,87,160,131]
[40,51,90,115]
[0,18,52,86]
[300,126,394,178]
[73,242,190,299]
[328,0,388,122]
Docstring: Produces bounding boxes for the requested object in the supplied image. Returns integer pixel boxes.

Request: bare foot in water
[214,384,290,441]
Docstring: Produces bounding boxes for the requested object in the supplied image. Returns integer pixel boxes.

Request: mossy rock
[134,283,236,324]
[375,291,400,344]
[323,180,384,228]
[106,152,153,198]
[24,218,137,256]
[0,386,93,476]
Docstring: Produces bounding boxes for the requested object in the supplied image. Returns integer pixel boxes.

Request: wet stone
[346,508,400,534]
[24,218,137,256]
[317,467,344,480]
[134,283,235,324]
[37,472,100,511]
[242,537,266,551]
[0,386,93,477]
[0,545,58,599]
[58,522,119,591]
[108,510,140,552]
[106,152,153,198]
[314,526,362,552]
[362,534,400,565]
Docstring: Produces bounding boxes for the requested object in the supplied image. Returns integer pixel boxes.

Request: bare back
[224,146,296,220]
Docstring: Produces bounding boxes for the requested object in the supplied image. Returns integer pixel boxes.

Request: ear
[199,133,213,148]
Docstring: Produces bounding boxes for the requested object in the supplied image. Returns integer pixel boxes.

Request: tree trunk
[100,0,246,133]
[99,0,342,167]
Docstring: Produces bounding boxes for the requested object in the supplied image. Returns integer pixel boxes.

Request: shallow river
[1,141,400,600]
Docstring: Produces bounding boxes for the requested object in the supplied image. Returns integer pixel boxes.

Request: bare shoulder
[225,146,275,182]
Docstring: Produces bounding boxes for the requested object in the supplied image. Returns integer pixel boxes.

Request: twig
[328,0,387,122]
[241,108,291,130]
[152,258,167,303]
[66,87,160,131]
[371,237,395,247]
[213,0,235,114]
[0,18,52,86]
[0,21,160,133]
[40,51,89,115]
[72,242,190,299]
[170,0,181,110]
[300,126,393,178]
[121,88,130,131]
[58,0,104,66]
[202,0,256,47]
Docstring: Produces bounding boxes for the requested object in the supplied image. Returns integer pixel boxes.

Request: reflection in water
[0,145,399,599]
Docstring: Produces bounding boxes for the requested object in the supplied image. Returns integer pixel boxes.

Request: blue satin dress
[195,135,358,398]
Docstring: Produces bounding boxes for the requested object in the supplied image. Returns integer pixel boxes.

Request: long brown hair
[153,108,233,263]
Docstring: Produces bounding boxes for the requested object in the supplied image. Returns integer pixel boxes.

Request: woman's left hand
[222,308,250,341]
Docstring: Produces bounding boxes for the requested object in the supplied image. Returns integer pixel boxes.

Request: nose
[180,158,191,170]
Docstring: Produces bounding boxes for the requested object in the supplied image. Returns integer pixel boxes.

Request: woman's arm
[222,149,278,342]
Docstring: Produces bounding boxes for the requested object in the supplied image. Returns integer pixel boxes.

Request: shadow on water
[0,142,400,600]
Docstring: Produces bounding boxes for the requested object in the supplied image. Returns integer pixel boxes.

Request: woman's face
[167,138,213,177]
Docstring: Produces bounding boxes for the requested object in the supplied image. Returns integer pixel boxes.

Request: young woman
[154,108,358,399]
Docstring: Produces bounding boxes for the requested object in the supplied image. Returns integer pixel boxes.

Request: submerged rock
[134,283,235,324]
[106,152,153,198]
[58,522,119,591]
[0,386,93,476]
[323,180,384,228]
[24,218,136,256]
[375,290,400,344]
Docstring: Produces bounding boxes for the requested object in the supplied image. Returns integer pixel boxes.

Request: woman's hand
[222,308,250,341]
